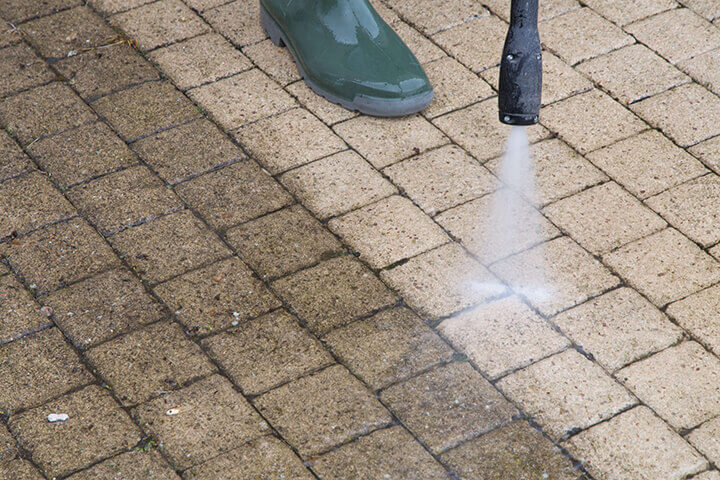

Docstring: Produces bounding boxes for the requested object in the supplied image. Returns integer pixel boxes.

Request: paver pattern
[1,0,720,478]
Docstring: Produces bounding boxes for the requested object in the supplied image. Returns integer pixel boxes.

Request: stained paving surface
[1,0,720,478]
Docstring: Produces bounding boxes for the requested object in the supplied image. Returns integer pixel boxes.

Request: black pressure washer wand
[498,0,542,125]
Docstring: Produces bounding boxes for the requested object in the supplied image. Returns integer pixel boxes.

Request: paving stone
[109,0,209,51]
[667,284,720,356]
[334,114,448,169]
[329,195,449,269]
[175,161,292,230]
[108,210,231,284]
[234,108,346,174]
[541,89,646,154]
[678,48,720,96]
[324,306,453,390]
[603,228,720,306]
[536,50,593,105]
[91,81,199,142]
[384,0,486,35]
[85,320,215,405]
[148,33,252,90]
[279,150,396,220]
[0,0,80,23]
[184,435,314,480]
[0,423,16,462]
[576,44,690,105]
[0,328,91,413]
[0,129,32,182]
[554,287,683,371]
[0,170,76,238]
[632,84,720,148]
[67,165,182,236]
[9,385,141,479]
[422,56,494,118]
[433,98,549,161]
[55,43,159,100]
[65,449,179,480]
[544,182,666,254]
[436,189,560,264]
[225,205,343,279]
[539,7,633,65]
[0,273,52,344]
[271,256,397,335]
[626,8,720,64]
[286,80,358,125]
[486,138,607,207]
[0,16,22,48]
[202,310,332,395]
[587,130,708,199]
[439,296,570,379]
[481,50,593,106]
[0,82,97,145]
[694,472,720,480]
[22,6,115,59]
[681,0,720,20]
[243,39,300,86]
[0,458,45,480]
[498,349,636,440]
[565,406,708,480]
[690,135,720,175]
[131,118,244,185]
[381,362,517,454]
[187,69,296,130]
[0,43,54,97]
[202,0,266,47]
[482,0,579,22]
[87,0,154,15]
[687,416,720,466]
[0,458,46,479]
[618,341,720,429]
[133,374,269,470]
[183,0,227,12]
[492,237,620,316]
[393,21,445,64]
[154,256,280,336]
[0,218,121,294]
[582,0,677,25]
[431,15,507,72]
[381,243,503,319]
[440,420,579,480]
[646,174,720,247]
[256,364,392,458]
[42,268,163,349]
[311,425,448,480]
[711,243,720,261]
[696,472,720,480]
[27,122,138,188]
[384,144,498,215]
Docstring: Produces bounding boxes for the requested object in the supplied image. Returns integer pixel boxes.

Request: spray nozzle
[498,0,542,125]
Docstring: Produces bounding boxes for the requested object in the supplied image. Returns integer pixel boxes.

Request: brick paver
[2,0,720,477]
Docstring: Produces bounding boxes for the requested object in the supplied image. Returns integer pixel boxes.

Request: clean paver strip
[1,0,720,478]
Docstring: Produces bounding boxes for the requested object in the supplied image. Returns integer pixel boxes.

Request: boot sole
[259,3,433,117]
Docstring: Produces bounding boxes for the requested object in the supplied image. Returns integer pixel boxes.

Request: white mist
[470,127,553,303]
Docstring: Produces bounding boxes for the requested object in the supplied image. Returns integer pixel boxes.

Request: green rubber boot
[259,0,434,117]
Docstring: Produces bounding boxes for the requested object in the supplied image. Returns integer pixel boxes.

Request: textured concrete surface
[2,0,720,478]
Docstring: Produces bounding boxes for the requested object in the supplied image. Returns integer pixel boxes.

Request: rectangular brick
[9,385,142,479]
[0,328,92,413]
[0,218,121,294]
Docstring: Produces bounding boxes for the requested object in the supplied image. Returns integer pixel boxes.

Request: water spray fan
[498,0,542,125]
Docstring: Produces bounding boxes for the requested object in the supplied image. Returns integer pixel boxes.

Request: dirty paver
[1,0,720,478]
